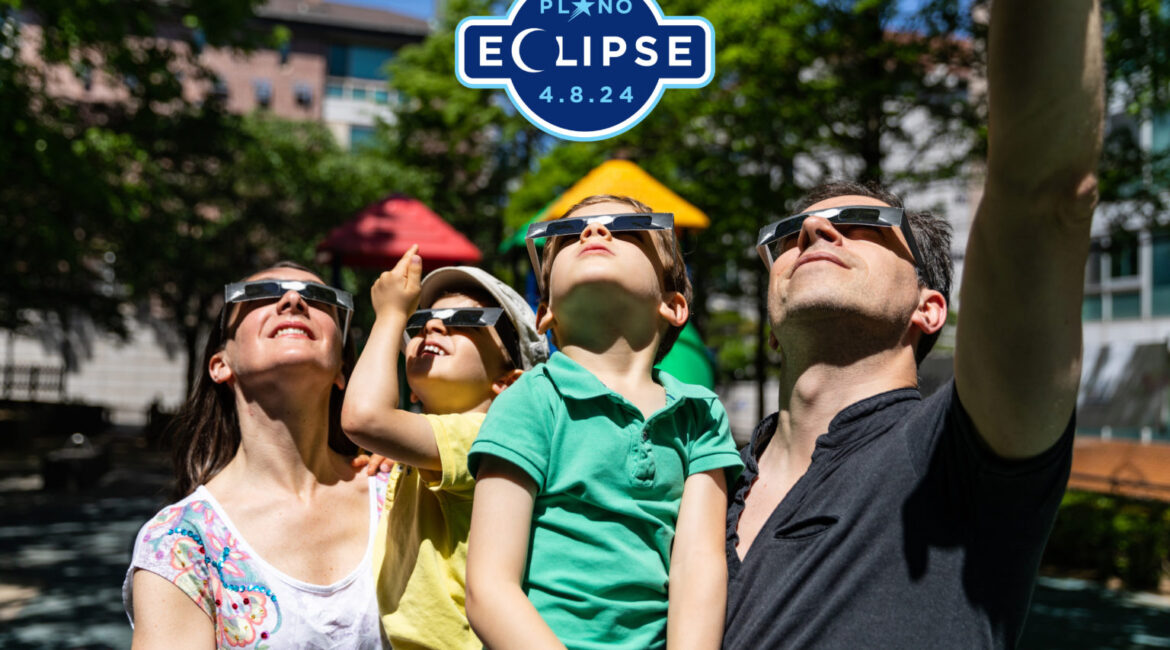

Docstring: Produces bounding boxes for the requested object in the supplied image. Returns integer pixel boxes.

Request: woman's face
[211,267,346,391]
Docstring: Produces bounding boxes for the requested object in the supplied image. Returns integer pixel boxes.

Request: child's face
[544,201,668,310]
[404,293,513,413]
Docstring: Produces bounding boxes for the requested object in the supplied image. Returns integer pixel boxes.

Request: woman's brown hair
[167,261,357,499]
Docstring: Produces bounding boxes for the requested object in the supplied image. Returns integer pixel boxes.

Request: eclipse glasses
[756,205,923,270]
[525,212,675,292]
[223,280,354,342]
[404,307,521,366]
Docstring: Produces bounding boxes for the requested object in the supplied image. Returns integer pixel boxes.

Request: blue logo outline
[455,0,714,142]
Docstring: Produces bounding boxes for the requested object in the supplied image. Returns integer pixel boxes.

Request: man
[723,1,1103,648]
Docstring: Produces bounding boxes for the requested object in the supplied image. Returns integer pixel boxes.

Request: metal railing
[1,365,66,401]
[1069,471,1170,497]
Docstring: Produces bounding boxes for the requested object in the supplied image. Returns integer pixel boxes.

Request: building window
[328,44,394,80]
[1154,111,1170,154]
[1084,232,1151,322]
[349,125,378,151]
[254,79,273,108]
[326,83,345,99]
[1109,233,1139,278]
[374,89,389,105]
[1154,231,1170,315]
[351,87,368,101]
[1082,294,1102,321]
[1085,249,1102,285]
[1111,291,1141,319]
[211,76,229,102]
[294,82,313,108]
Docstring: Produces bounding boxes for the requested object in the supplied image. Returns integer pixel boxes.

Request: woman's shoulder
[125,489,226,624]
[132,489,227,553]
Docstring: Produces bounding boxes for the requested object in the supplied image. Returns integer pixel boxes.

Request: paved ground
[1,428,1168,649]
[1022,577,1170,649]
[0,426,170,649]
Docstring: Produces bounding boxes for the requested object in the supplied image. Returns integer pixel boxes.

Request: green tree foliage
[114,114,409,391]
[506,0,983,401]
[1046,490,1170,591]
[371,0,546,278]
[0,0,262,338]
[1099,0,1170,221]
[1,1,405,391]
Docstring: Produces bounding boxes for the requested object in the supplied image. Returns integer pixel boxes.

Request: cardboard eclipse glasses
[222,280,354,342]
[525,212,675,292]
[404,307,522,366]
[756,206,923,269]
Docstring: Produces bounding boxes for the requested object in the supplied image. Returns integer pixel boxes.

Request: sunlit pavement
[1,432,1168,649]
[1021,577,1170,649]
[0,427,169,650]
[0,493,160,649]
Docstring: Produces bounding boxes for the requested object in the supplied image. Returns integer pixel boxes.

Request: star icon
[568,0,593,21]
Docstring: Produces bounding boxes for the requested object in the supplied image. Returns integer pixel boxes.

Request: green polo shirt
[468,352,743,650]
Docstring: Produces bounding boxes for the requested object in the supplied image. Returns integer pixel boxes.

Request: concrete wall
[5,317,188,426]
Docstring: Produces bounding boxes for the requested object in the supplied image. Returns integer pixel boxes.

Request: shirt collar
[541,351,713,405]
[750,387,922,459]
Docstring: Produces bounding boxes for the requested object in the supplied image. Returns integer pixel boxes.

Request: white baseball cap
[417,266,549,370]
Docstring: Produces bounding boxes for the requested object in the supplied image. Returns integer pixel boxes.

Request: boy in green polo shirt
[466,195,743,649]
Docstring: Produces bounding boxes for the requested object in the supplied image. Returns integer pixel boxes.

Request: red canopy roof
[317,194,482,270]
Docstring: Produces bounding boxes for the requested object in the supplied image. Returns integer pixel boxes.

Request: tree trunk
[183,323,199,400]
[754,268,767,424]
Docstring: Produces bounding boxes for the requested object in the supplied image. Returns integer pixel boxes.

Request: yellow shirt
[373,412,484,650]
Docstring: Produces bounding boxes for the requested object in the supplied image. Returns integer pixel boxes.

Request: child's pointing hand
[372,244,422,319]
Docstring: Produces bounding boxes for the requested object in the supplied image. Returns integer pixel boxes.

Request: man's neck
[735,346,920,560]
[764,346,919,473]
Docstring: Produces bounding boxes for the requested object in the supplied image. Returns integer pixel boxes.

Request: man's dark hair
[795,180,953,365]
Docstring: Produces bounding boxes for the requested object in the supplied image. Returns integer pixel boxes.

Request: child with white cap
[342,245,548,650]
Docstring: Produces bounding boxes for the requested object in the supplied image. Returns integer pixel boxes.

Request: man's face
[767,194,922,341]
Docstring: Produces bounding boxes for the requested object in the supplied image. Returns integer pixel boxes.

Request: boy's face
[404,293,513,413]
[544,201,669,313]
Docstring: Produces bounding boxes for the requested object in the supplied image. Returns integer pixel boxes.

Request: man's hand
[371,244,422,320]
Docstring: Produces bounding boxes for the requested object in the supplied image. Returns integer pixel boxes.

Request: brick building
[5,1,428,423]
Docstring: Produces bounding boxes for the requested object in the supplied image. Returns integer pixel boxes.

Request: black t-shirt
[723,381,1073,649]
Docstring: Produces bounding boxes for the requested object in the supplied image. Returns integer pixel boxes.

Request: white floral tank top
[124,472,390,649]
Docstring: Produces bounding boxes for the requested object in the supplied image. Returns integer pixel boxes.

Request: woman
[124,262,386,649]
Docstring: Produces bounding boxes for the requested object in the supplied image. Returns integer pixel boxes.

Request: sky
[335,0,435,20]
[331,0,973,28]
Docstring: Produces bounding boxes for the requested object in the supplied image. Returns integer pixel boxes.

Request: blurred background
[1,0,1168,647]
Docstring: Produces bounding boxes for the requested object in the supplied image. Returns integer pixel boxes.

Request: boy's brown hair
[539,194,692,363]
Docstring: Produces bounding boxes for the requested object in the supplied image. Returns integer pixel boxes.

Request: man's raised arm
[955,0,1104,459]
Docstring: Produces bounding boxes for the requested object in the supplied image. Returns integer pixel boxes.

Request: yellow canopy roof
[534,160,710,229]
